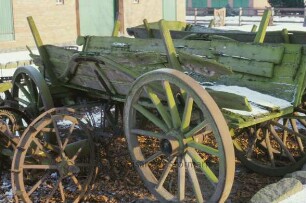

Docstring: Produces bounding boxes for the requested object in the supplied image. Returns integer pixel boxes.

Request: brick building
[0,0,77,52]
[187,0,270,8]
[0,0,186,52]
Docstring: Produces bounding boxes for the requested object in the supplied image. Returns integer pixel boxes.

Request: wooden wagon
[1,17,306,202]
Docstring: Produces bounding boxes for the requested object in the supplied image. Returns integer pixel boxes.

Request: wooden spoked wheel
[12,66,54,119]
[124,69,235,202]
[234,105,306,176]
[0,107,30,159]
[11,108,95,202]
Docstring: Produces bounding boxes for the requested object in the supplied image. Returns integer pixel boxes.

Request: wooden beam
[75,0,80,36]
[143,19,153,38]
[254,9,271,43]
[112,15,121,37]
[251,25,257,32]
[27,16,43,48]
[282,28,290,43]
[158,20,182,70]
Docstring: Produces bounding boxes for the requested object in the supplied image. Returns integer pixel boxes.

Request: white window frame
[56,0,64,5]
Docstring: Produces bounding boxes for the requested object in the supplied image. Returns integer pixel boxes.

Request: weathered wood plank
[254,9,271,43]
[210,41,285,64]
[218,56,274,78]
[206,89,252,111]
[143,19,153,38]
[178,50,232,78]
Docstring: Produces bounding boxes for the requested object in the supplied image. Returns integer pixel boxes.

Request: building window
[56,0,64,5]
[0,0,15,42]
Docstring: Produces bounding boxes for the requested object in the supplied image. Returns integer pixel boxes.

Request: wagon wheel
[233,102,306,176]
[124,69,235,202]
[0,107,30,166]
[12,66,54,119]
[11,108,95,202]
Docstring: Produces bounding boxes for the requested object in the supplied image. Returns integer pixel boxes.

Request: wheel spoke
[184,154,204,203]
[187,148,218,184]
[282,119,289,147]
[142,151,163,166]
[75,163,91,167]
[184,120,209,138]
[271,120,305,139]
[163,81,181,129]
[72,147,83,162]
[46,178,62,203]
[14,97,31,106]
[27,172,51,196]
[23,164,57,169]
[297,118,306,129]
[246,128,258,159]
[145,86,172,129]
[41,127,56,133]
[269,124,296,163]
[131,129,164,139]
[181,95,194,133]
[180,88,187,102]
[62,122,76,150]
[51,115,64,151]
[290,119,305,152]
[156,156,177,190]
[59,180,66,201]
[15,82,33,102]
[177,156,185,201]
[24,77,36,99]
[187,141,219,157]
[133,104,168,132]
[264,129,275,167]
[32,138,54,160]
[71,175,83,191]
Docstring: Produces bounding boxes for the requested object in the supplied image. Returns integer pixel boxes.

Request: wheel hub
[58,157,80,177]
[160,131,186,156]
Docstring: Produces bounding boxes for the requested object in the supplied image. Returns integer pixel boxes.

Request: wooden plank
[178,50,232,78]
[251,25,257,32]
[27,16,43,48]
[206,89,252,112]
[143,19,153,38]
[210,40,285,64]
[218,56,274,78]
[27,17,58,83]
[282,29,290,43]
[0,82,12,92]
[254,9,271,43]
[158,20,182,70]
[112,19,121,37]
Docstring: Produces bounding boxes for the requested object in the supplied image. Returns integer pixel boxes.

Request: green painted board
[210,41,285,64]
[206,89,252,111]
[218,57,274,78]
[178,50,232,77]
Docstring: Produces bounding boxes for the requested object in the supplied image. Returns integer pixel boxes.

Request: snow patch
[204,85,292,116]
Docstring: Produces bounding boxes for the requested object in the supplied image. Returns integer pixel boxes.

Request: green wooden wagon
[127,10,306,44]
[7,17,306,203]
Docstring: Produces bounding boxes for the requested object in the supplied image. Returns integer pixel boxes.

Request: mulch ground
[0,136,281,203]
